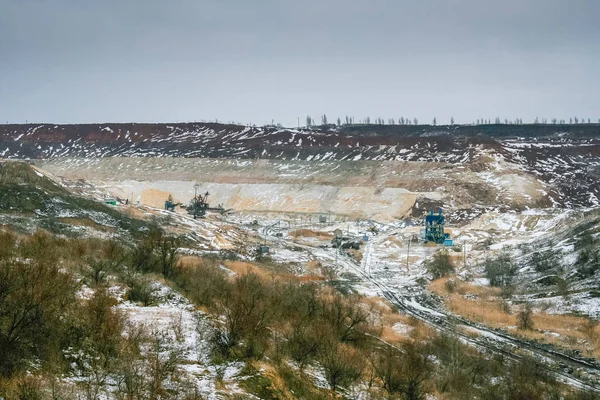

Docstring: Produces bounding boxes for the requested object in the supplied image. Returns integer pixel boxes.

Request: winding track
[297,236,600,393]
[237,216,600,391]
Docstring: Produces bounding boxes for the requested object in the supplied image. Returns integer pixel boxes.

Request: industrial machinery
[185,184,232,219]
[187,191,211,219]
[331,235,362,250]
[424,209,450,244]
[164,195,181,212]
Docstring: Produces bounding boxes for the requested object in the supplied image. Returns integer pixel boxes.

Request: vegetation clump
[517,302,535,331]
[425,250,455,279]
[0,226,597,399]
[484,251,518,287]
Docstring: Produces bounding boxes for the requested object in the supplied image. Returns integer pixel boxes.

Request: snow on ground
[238,205,600,322]
[392,322,414,335]
[117,282,244,399]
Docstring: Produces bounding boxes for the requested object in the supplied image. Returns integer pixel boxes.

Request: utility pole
[463,239,467,270]
[406,235,411,272]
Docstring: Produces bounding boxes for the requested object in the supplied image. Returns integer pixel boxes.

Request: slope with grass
[0,161,150,237]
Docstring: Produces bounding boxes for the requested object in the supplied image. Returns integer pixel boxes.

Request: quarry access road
[294,238,600,393]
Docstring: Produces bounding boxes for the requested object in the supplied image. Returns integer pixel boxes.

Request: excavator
[164,195,181,212]
[182,189,232,219]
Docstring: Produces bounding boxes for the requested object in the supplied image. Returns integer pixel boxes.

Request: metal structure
[184,184,232,219]
[331,235,362,250]
[164,195,181,212]
[258,245,270,255]
[187,190,211,219]
[424,209,449,244]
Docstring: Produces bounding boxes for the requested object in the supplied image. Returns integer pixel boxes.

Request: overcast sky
[1,0,598,126]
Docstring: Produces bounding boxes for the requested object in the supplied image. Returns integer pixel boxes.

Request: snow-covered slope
[2,122,599,209]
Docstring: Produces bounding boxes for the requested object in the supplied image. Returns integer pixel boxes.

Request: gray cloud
[0,0,598,126]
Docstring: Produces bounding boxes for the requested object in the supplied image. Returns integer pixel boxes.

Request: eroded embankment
[34,157,548,220]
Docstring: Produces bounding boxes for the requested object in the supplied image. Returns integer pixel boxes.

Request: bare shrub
[16,375,46,400]
[147,330,184,398]
[323,294,370,345]
[517,303,535,331]
[445,278,458,293]
[125,274,158,306]
[84,258,111,286]
[425,250,455,279]
[285,321,328,370]
[128,229,181,277]
[484,252,517,287]
[318,341,365,393]
[0,238,79,377]
[211,273,272,360]
[173,259,228,309]
[0,230,16,259]
[556,277,570,300]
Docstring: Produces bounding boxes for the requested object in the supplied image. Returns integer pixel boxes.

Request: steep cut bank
[2,121,599,213]
[36,155,548,221]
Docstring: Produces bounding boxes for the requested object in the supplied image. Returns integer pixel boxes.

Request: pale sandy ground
[35,156,548,221]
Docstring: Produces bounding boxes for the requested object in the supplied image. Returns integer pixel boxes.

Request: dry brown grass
[456,324,482,338]
[360,296,415,343]
[381,315,416,343]
[289,228,333,239]
[362,295,435,342]
[429,277,501,299]
[182,258,326,283]
[254,362,295,399]
[449,295,514,327]
[122,205,149,219]
[177,255,204,267]
[346,248,363,263]
[305,260,321,273]
[429,277,600,358]
[224,260,267,277]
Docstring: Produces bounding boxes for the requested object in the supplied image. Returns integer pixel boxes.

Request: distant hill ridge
[0,122,599,161]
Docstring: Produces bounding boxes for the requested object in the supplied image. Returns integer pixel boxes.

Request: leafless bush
[84,258,111,286]
[318,341,365,393]
[445,278,458,293]
[125,274,158,306]
[173,259,228,309]
[425,250,455,279]
[211,273,272,360]
[147,330,184,398]
[517,303,535,331]
[0,235,79,377]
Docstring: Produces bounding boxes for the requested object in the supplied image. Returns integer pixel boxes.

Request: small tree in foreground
[517,303,534,331]
[484,252,517,287]
[319,341,364,393]
[373,342,430,399]
[426,250,455,279]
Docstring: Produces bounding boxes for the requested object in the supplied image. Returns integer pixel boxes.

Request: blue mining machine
[164,195,181,212]
[424,209,451,245]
